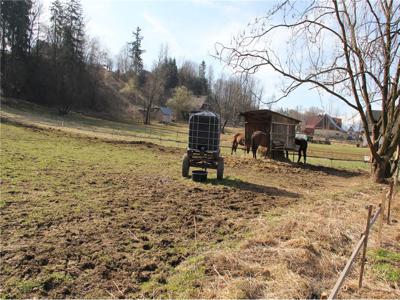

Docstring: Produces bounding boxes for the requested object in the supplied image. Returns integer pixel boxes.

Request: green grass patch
[13,272,72,296]
[161,255,206,298]
[368,248,400,283]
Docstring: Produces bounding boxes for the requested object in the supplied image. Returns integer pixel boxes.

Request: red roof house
[304,114,345,135]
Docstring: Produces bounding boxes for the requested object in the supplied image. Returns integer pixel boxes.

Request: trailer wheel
[217,157,224,180]
[182,154,190,177]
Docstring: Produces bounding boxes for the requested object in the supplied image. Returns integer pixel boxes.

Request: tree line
[1,0,262,124]
[1,0,98,113]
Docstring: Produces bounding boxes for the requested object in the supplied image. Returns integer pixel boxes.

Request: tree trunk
[221,120,227,134]
[373,158,392,183]
[144,105,151,125]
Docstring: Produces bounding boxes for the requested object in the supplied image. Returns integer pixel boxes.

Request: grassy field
[1,98,370,170]
[1,99,399,298]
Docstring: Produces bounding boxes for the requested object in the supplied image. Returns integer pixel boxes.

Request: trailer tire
[182,154,190,177]
[217,157,224,180]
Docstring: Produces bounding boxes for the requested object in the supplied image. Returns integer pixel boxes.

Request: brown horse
[231,133,246,155]
[249,131,271,159]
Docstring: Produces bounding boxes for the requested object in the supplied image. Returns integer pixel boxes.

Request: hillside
[84,69,141,122]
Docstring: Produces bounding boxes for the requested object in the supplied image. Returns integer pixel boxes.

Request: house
[240,109,301,151]
[304,114,347,139]
[156,106,174,123]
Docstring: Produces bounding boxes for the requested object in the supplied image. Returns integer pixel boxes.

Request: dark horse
[295,138,308,163]
[249,131,270,159]
[231,133,246,155]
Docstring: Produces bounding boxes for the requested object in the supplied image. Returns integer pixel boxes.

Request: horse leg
[231,141,236,155]
[265,146,270,159]
[303,148,307,164]
[297,148,301,163]
[286,150,289,160]
[252,145,257,159]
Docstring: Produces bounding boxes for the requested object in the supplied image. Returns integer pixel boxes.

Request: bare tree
[115,43,131,78]
[216,0,400,182]
[211,75,261,127]
[141,64,165,124]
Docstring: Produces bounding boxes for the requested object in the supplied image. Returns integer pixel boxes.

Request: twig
[213,265,229,285]
[106,290,116,299]
[194,215,197,245]
[127,229,139,241]
[112,280,124,296]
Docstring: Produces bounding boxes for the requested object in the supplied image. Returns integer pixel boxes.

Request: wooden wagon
[240,109,301,154]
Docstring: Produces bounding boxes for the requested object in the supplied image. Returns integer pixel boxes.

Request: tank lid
[190,111,220,119]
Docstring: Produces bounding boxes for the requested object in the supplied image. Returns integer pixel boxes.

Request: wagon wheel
[182,154,190,177]
[217,157,224,180]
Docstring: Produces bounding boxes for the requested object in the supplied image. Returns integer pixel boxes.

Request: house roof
[305,115,322,128]
[190,96,208,110]
[240,109,301,123]
[160,106,173,116]
[305,114,346,132]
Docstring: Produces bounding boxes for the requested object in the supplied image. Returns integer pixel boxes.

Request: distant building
[155,106,174,123]
[304,114,347,139]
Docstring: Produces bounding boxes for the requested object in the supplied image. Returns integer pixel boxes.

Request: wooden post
[387,180,394,224]
[359,205,372,288]
[328,206,381,299]
[378,188,388,245]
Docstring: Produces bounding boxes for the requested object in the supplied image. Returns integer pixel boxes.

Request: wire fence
[4,115,371,165]
[110,129,370,164]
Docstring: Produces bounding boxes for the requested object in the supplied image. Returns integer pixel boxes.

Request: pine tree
[49,0,64,50]
[198,60,208,95]
[0,0,32,58]
[199,61,206,80]
[64,0,85,63]
[0,0,33,97]
[129,26,145,77]
[164,58,178,90]
[49,0,64,67]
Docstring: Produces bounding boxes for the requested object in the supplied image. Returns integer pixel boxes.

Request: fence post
[387,180,394,224]
[359,205,372,288]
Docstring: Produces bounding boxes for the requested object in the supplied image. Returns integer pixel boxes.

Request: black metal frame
[187,112,221,170]
[187,150,219,169]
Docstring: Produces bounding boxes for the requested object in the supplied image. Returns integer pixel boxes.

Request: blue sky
[41,0,360,125]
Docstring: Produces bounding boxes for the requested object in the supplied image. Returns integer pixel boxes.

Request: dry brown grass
[199,182,400,299]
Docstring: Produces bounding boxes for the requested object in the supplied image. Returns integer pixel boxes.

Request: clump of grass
[13,272,72,296]
[160,255,206,298]
[368,248,400,283]
[16,279,42,294]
